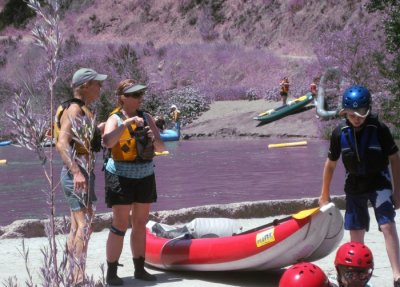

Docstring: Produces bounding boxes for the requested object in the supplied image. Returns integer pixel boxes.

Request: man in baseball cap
[72,67,108,88]
[56,67,107,285]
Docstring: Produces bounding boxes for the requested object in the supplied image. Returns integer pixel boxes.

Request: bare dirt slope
[182,99,319,139]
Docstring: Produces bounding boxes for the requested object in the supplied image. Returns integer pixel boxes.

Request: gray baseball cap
[72,68,108,88]
[123,84,147,94]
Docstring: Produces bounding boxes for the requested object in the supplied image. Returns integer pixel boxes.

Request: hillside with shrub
[0,0,398,137]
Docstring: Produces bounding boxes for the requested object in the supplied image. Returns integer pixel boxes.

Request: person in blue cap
[55,67,107,286]
[318,85,400,286]
[102,79,165,285]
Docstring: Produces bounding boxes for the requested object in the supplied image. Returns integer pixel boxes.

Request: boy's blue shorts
[344,189,396,231]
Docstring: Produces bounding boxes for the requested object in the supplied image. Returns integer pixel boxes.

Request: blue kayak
[0,140,12,146]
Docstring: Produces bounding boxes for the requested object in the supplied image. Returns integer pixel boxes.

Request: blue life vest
[340,121,388,176]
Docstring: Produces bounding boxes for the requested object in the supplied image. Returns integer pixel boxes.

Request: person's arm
[145,112,166,153]
[319,159,337,206]
[389,152,400,209]
[102,114,144,148]
[55,104,87,192]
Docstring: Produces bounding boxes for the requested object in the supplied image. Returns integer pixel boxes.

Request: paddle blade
[268,141,307,149]
[155,151,170,156]
[292,207,320,219]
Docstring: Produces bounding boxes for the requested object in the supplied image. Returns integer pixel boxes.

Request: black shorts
[280,91,288,97]
[105,170,157,207]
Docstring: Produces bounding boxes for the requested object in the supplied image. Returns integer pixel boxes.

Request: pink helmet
[279,262,330,287]
[334,242,374,269]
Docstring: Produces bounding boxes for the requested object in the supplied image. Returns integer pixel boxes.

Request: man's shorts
[60,167,97,212]
[105,170,157,208]
[344,189,396,231]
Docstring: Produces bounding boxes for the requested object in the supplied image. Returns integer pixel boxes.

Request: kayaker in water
[55,67,107,285]
[279,77,290,105]
[318,85,400,286]
[102,79,165,285]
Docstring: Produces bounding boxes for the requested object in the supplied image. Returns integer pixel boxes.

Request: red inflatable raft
[145,203,343,271]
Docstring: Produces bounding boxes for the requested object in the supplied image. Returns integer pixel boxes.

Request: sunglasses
[343,108,370,118]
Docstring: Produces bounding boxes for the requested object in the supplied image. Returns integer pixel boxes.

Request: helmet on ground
[335,242,373,269]
[342,85,371,110]
[279,262,330,287]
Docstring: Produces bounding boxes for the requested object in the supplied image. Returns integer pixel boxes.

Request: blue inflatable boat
[0,140,12,146]
[160,122,180,142]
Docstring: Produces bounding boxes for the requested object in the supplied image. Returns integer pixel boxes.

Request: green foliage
[0,0,37,30]
[141,92,168,117]
[96,92,115,123]
[178,0,226,24]
[163,87,211,126]
[0,36,20,67]
[367,0,400,133]
[106,44,147,82]
[317,118,342,140]
[141,87,211,126]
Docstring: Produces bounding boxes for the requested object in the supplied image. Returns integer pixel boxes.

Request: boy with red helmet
[319,85,400,286]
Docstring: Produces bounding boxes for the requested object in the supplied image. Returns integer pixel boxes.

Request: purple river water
[0,138,345,226]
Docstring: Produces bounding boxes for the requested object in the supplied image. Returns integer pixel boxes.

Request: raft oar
[268,141,307,149]
[292,206,320,219]
[155,151,170,156]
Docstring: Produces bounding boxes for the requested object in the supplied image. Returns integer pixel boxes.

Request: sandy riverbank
[181,99,320,139]
[0,204,394,287]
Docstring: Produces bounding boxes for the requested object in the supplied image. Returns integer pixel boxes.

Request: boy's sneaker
[394,278,400,287]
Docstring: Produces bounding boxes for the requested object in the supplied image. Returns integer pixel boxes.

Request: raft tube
[145,203,343,271]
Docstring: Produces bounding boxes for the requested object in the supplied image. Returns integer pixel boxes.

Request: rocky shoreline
[0,196,345,239]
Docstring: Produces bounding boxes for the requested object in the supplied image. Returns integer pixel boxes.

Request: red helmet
[279,262,330,287]
[334,242,374,269]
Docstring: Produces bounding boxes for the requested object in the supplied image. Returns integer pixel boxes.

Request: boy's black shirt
[328,115,399,194]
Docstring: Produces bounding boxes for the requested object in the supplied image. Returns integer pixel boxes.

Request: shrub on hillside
[0,36,20,67]
[199,7,219,41]
[159,87,211,126]
[146,42,287,101]
[106,43,147,83]
[0,0,36,30]
[317,117,342,140]
[314,25,388,92]
[287,0,306,14]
